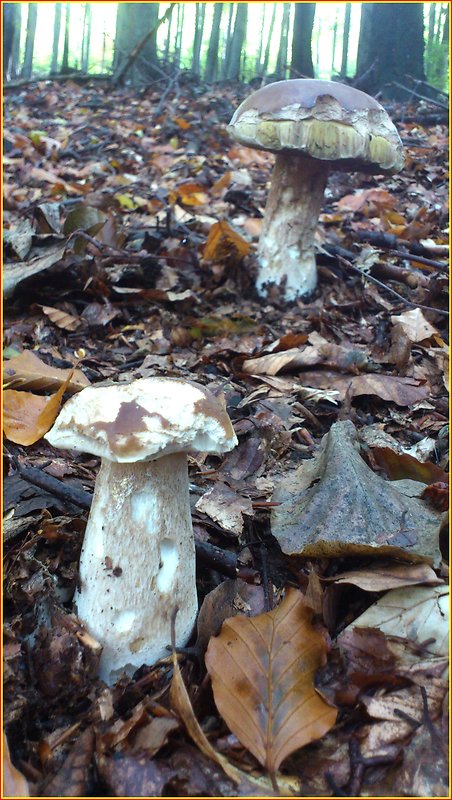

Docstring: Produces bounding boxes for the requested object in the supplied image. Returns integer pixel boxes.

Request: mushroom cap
[228,79,404,174]
[46,377,237,463]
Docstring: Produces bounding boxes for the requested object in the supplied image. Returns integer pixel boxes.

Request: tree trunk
[355,3,425,98]
[113,3,160,85]
[164,3,174,64]
[260,3,277,76]
[192,3,205,76]
[340,2,351,78]
[81,3,92,74]
[174,2,184,68]
[3,3,17,79]
[331,9,338,73]
[291,3,315,78]
[275,3,291,80]
[256,5,266,74]
[221,3,235,79]
[205,3,223,82]
[226,3,248,80]
[21,3,38,79]
[428,4,436,49]
[61,2,71,73]
[10,3,21,78]
[51,3,61,73]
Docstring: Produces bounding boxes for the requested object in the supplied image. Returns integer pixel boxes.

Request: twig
[390,81,449,110]
[338,255,449,317]
[112,4,175,87]
[390,250,449,272]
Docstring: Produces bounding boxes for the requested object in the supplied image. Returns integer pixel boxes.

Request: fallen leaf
[370,446,448,484]
[203,220,251,262]
[205,588,337,777]
[3,241,67,298]
[40,305,82,331]
[326,562,443,592]
[42,727,94,798]
[195,483,254,535]
[390,308,439,342]
[3,370,75,445]
[3,350,89,393]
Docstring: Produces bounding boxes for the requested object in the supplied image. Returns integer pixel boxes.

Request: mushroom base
[257,153,329,301]
[75,454,197,684]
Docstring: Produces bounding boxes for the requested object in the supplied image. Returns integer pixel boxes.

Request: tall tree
[81,2,92,74]
[205,3,223,82]
[3,3,17,79]
[340,3,351,78]
[192,3,206,76]
[21,2,38,79]
[51,3,61,73]
[260,3,277,76]
[61,1,71,73]
[221,3,235,79]
[174,2,184,68]
[291,3,315,78]
[113,3,160,84]
[275,3,291,79]
[255,5,266,75]
[10,3,22,78]
[331,8,338,73]
[226,3,248,80]
[355,3,425,98]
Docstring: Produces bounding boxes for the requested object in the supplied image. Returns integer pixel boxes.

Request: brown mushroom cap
[46,377,237,462]
[228,79,404,174]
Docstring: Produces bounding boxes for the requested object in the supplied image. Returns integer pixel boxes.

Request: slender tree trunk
[226,3,248,80]
[428,4,436,49]
[222,3,235,79]
[261,3,277,76]
[174,3,183,68]
[81,3,91,73]
[51,2,61,73]
[340,2,351,78]
[205,3,223,82]
[291,3,315,78]
[164,3,174,64]
[331,9,338,73]
[442,4,449,46]
[275,3,291,79]
[10,3,22,78]
[256,5,266,74]
[3,3,17,79]
[192,3,205,76]
[21,3,38,79]
[61,2,71,73]
[101,30,107,72]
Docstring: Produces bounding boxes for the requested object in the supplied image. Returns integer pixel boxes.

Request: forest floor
[3,76,449,798]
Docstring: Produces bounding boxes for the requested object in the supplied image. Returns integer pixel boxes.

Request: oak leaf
[205,588,336,776]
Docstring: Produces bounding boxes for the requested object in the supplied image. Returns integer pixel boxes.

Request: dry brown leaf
[169,182,209,207]
[3,370,74,445]
[40,305,82,331]
[205,588,337,776]
[390,308,439,342]
[169,650,240,784]
[3,733,30,797]
[3,350,89,393]
[326,563,443,592]
[203,220,251,262]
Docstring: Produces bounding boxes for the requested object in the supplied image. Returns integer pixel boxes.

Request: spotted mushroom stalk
[46,377,237,685]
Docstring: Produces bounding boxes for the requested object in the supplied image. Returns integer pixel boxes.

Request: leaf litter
[2,77,449,796]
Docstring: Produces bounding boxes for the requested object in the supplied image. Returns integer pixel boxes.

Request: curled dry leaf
[40,305,82,331]
[205,588,337,776]
[390,308,439,342]
[3,350,90,393]
[203,220,251,262]
[3,370,75,445]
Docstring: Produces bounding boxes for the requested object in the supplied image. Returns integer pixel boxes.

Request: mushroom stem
[75,452,197,684]
[257,153,329,301]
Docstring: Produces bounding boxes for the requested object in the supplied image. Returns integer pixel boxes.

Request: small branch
[390,81,449,110]
[112,4,175,87]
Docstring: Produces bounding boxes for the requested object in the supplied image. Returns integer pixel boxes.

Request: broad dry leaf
[204,220,251,261]
[205,588,337,775]
[327,563,443,592]
[169,651,240,784]
[3,733,30,797]
[40,305,81,331]
[390,308,439,342]
[3,241,67,298]
[3,371,74,445]
[3,350,89,393]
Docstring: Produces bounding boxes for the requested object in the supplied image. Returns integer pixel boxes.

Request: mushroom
[227,79,404,301]
[46,377,237,684]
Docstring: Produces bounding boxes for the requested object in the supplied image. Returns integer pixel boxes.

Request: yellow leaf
[40,305,81,331]
[205,588,337,776]
[173,117,191,130]
[204,220,251,262]
[3,370,75,445]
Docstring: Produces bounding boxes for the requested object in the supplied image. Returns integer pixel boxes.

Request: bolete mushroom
[227,79,404,301]
[46,377,237,684]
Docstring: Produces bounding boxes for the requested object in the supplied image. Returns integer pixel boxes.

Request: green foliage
[425,41,449,92]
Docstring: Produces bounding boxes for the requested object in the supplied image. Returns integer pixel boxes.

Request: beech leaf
[205,588,337,775]
[3,370,74,445]
[3,733,30,797]
[3,350,89,393]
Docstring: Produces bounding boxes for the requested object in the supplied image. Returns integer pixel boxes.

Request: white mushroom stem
[256,153,330,301]
[75,452,197,685]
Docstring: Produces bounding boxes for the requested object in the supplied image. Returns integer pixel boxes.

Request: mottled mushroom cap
[228,79,404,174]
[46,377,237,462]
